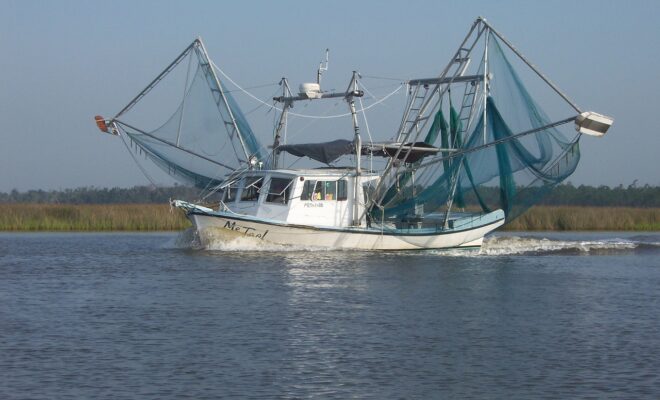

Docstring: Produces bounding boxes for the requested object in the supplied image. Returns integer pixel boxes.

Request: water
[1,231,659,399]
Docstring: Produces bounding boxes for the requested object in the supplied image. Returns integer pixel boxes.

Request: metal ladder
[456,79,480,141]
[398,85,430,142]
[397,49,474,144]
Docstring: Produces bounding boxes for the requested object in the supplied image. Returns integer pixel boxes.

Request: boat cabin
[220,169,378,228]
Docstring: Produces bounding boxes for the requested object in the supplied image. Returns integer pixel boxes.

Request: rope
[223,82,278,94]
[280,98,344,144]
[209,58,405,119]
[361,74,407,82]
[243,86,281,116]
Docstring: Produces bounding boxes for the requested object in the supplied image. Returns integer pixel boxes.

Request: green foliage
[0,185,202,204]
[537,183,660,207]
[461,183,660,208]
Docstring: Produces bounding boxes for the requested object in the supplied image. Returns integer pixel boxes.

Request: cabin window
[300,179,348,201]
[324,181,336,200]
[266,177,293,204]
[222,180,240,203]
[301,180,315,201]
[313,182,324,200]
[337,180,347,201]
[240,177,263,202]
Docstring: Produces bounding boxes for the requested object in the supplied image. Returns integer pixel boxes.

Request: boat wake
[433,234,660,257]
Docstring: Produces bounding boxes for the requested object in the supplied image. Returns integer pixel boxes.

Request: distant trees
[537,183,660,207]
[458,183,660,208]
[0,185,201,204]
[0,183,658,207]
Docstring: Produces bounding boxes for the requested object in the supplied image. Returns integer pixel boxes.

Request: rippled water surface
[1,231,659,399]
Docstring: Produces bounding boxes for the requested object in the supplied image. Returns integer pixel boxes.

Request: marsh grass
[0,204,657,231]
[503,206,659,231]
[0,204,190,231]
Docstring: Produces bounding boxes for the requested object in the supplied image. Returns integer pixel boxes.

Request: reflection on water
[0,232,658,398]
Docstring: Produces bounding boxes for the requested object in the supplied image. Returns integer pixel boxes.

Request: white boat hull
[185,208,505,251]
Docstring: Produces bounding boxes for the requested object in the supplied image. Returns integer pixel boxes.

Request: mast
[272,78,292,169]
[347,71,362,226]
[442,27,490,228]
[482,27,489,143]
[317,49,329,85]
[272,69,365,225]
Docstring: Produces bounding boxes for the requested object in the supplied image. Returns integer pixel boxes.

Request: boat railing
[373,210,500,234]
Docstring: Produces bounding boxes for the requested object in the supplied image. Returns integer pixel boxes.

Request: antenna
[317,48,329,84]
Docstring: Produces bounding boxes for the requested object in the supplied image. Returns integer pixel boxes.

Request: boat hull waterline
[185,208,505,251]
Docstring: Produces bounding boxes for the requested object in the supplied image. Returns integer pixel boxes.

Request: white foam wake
[163,228,202,249]
[477,235,639,256]
[421,234,659,257]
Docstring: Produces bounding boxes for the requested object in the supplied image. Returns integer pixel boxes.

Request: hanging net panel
[112,40,268,189]
[371,35,581,224]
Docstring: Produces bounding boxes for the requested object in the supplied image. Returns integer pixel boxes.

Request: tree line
[536,183,659,208]
[0,183,658,207]
[460,183,660,208]
[0,185,201,205]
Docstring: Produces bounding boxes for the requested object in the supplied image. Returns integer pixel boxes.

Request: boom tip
[575,112,614,137]
[94,116,119,135]
[94,115,109,133]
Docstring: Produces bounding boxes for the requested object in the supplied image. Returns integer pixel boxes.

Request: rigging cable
[360,74,407,82]
[209,59,405,119]
[282,97,344,144]
[243,86,282,116]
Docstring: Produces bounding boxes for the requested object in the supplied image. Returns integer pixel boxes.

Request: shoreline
[0,204,658,232]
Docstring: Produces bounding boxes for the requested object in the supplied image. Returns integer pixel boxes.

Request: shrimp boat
[95,18,612,250]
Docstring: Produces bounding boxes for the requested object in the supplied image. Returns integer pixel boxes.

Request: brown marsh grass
[0,204,657,231]
[503,206,659,231]
[0,204,190,231]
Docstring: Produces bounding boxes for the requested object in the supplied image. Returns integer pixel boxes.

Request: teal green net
[372,36,581,224]
[114,42,268,189]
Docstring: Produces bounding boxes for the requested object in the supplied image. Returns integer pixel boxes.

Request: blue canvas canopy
[276,139,354,165]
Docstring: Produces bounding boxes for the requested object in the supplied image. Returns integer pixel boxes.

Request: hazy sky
[1,0,658,191]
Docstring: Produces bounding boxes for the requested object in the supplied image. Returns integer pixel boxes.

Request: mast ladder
[400,85,430,137]
[456,79,480,140]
